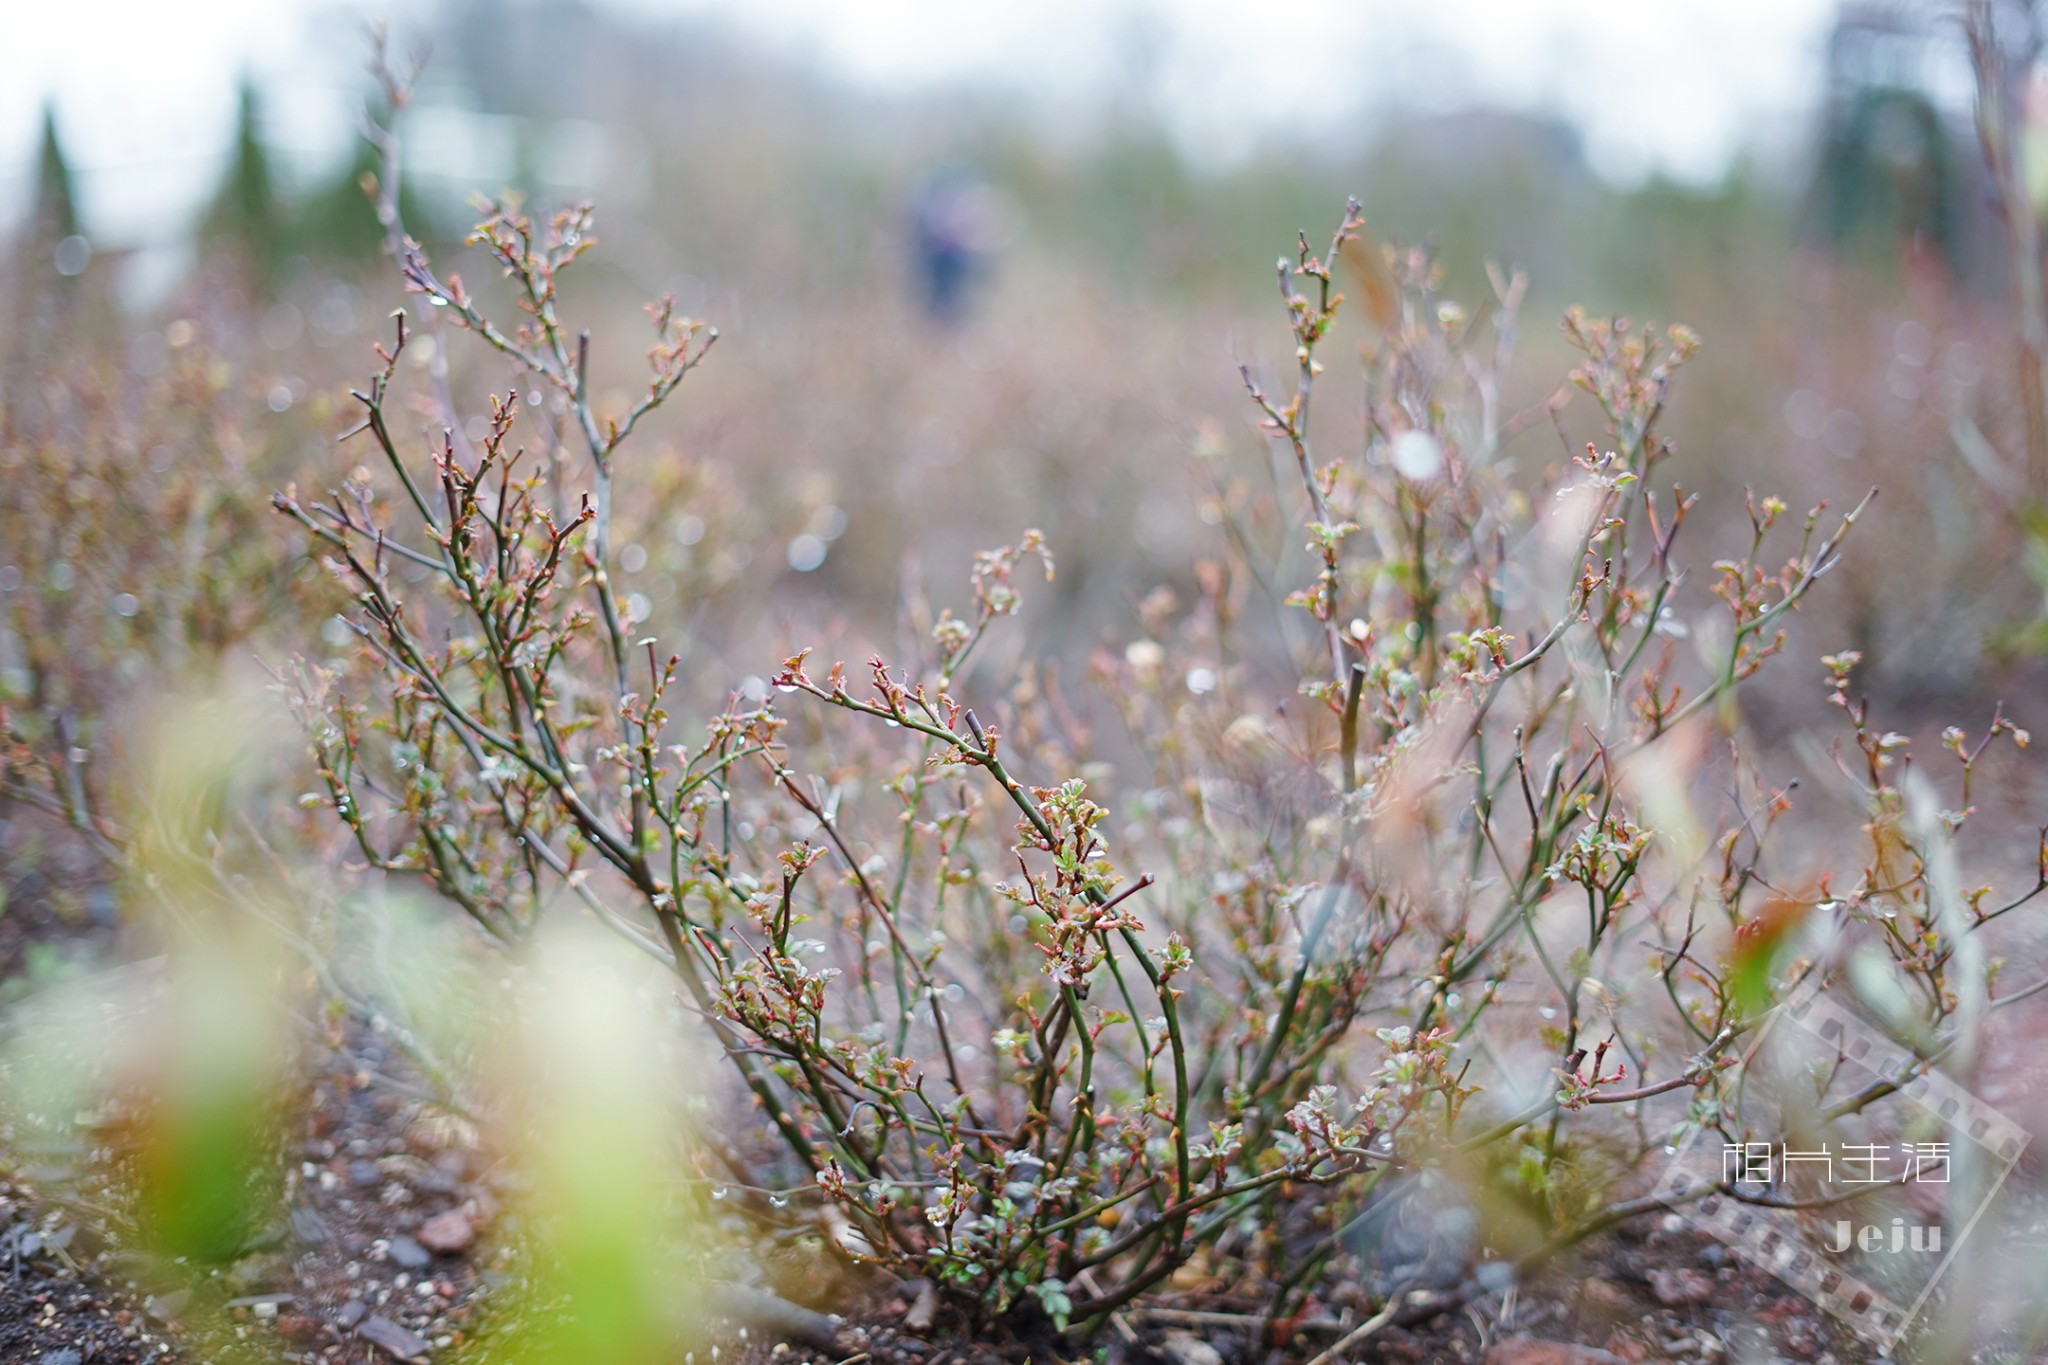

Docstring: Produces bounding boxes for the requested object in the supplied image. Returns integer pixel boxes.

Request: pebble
[356,1313,430,1362]
[387,1235,432,1270]
[224,1252,287,1296]
[1485,1339,1624,1365]
[1158,1329,1225,1365]
[1601,1335,1652,1364]
[1648,1267,1714,1306]
[144,1289,190,1325]
[901,1279,937,1332]
[1578,1276,1632,1313]
[275,1313,321,1344]
[416,1205,477,1255]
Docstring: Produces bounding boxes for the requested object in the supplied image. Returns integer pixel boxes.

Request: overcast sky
[3,0,1847,247]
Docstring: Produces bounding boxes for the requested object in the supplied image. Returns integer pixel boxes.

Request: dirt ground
[0,988,1919,1365]
[3,810,2047,1365]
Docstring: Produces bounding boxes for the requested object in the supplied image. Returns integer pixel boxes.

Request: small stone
[335,1298,368,1329]
[1579,1276,1632,1313]
[1648,1266,1714,1306]
[1484,1340,1624,1365]
[39,1350,82,1365]
[224,1252,288,1296]
[276,1313,321,1344]
[290,1207,331,1244]
[387,1235,432,1270]
[1781,1315,1821,1360]
[1602,1334,1653,1365]
[145,1289,192,1325]
[238,1221,288,1254]
[416,1206,476,1255]
[1158,1329,1226,1365]
[357,1313,431,1361]
[901,1279,937,1333]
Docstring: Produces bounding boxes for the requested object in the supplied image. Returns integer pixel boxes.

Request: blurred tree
[15,103,96,298]
[199,78,285,294]
[1807,3,1983,279]
[293,140,386,262]
[1817,86,1959,268]
[30,103,83,246]
[5,103,101,438]
[292,130,436,265]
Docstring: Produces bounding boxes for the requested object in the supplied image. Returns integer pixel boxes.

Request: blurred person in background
[907,164,1006,324]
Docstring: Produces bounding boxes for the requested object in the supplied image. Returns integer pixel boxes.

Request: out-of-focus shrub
[0,302,296,919]
[283,57,2048,1342]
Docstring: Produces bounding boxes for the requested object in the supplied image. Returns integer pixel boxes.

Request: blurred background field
[11,0,2044,711]
[9,1,2048,1362]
